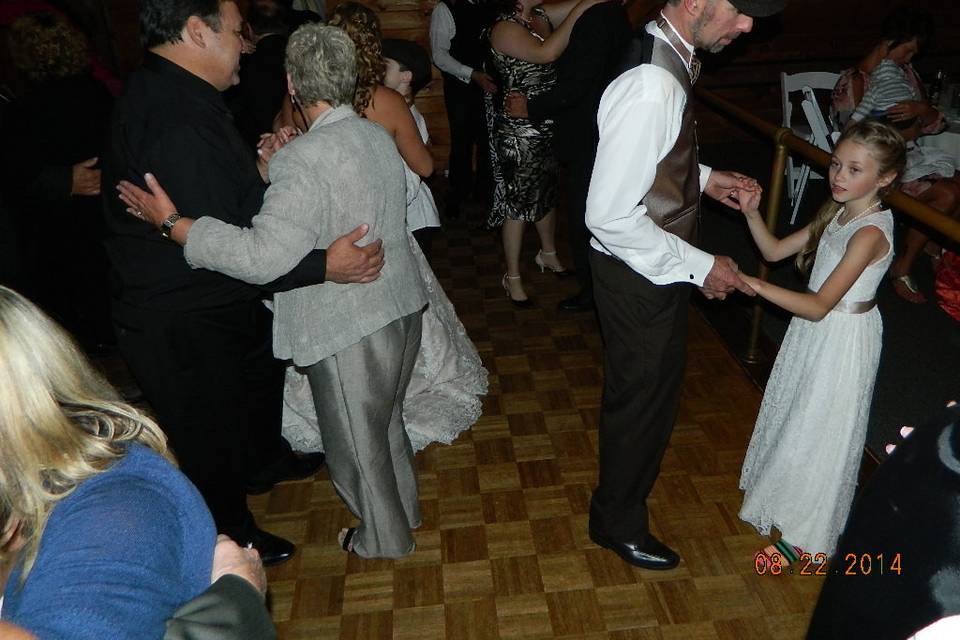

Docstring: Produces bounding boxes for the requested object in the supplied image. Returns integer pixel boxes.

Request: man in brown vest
[585,0,786,570]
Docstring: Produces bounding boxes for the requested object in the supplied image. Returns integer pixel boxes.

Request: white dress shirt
[429,2,474,84]
[586,18,715,287]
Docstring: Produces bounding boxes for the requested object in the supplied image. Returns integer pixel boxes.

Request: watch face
[161,213,180,238]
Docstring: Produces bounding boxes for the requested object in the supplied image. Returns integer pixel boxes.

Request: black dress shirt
[102,53,326,312]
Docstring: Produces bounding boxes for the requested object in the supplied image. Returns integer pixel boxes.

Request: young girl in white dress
[735,120,907,567]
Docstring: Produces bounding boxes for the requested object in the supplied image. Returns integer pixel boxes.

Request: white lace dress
[738,210,895,556]
[281,232,488,453]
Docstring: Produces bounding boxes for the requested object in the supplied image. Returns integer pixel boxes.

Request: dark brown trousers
[589,249,690,540]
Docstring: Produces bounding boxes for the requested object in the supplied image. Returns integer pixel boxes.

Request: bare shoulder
[490,19,529,47]
[365,86,407,127]
[847,223,890,259]
[370,86,406,112]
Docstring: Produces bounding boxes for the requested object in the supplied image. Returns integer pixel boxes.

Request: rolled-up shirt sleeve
[184,146,323,285]
[429,3,473,84]
[586,65,714,286]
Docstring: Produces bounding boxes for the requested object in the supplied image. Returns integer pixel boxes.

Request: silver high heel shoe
[535,250,573,277]
[502,274,534,308]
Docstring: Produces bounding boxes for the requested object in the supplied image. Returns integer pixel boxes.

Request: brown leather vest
[626,30,701,245]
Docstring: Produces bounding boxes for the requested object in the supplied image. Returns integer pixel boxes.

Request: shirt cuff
[684,246,715,287]
[698,164,712,193]
[457,67,474,84]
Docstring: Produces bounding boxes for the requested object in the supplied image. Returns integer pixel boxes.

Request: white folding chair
[780,71,840,214]
[790,86,841,223]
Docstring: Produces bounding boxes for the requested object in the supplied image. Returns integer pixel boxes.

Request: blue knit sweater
[2,445,216,639]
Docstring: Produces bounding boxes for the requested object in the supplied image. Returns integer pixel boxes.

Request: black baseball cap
[728,0,787,17]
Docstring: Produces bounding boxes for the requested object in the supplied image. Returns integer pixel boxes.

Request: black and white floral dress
[485,9,559,227]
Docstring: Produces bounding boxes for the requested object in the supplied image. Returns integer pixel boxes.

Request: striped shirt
[850,59,918,122]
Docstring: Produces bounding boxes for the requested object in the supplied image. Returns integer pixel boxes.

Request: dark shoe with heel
[589,526,680,570]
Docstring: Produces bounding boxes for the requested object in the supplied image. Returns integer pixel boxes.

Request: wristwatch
[160,212,183,239]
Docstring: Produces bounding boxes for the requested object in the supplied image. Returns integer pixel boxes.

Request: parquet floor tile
[258,221,825,639]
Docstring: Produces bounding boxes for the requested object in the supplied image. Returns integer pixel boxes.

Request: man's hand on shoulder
[326,224,385,284]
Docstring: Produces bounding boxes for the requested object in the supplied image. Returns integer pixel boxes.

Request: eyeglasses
[292,95,309,134]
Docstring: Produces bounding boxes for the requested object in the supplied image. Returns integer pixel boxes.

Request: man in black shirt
[102,0,383,564]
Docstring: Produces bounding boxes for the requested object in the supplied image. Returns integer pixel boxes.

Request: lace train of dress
[282,233,488,453]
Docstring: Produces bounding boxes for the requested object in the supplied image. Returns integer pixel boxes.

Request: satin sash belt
[808,289,877,314]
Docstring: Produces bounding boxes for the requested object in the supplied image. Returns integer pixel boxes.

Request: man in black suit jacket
[226,2,291,149]
[505,1,632,311]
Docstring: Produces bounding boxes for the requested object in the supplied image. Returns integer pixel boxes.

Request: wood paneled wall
[97,0,960,162]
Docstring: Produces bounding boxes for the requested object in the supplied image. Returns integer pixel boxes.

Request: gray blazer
[184,105,427,366]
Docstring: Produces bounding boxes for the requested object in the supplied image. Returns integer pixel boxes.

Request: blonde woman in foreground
[0,286,220,638]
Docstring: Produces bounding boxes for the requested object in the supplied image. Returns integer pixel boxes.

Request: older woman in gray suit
[118,24,427,559]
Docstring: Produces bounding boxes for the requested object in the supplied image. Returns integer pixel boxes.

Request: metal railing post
[744,127,792,364]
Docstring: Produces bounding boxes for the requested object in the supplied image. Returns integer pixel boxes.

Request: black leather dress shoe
[245,451,326,495]
[589,527,680,570]
[557,291,595,312]
[230,525,296,566]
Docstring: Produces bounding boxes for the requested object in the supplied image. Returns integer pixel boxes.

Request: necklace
[836,200,882,227]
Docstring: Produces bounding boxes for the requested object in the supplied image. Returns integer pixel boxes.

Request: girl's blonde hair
[328,1,384,115]
[0,286,173,581]
[795,119,906,273]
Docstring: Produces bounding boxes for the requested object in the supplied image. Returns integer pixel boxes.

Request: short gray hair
[286,24,357,108]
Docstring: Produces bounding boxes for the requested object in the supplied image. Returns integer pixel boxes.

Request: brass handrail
[695,86,960,362]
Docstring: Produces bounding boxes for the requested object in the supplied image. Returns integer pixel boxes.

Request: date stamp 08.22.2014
[754,552,903,577]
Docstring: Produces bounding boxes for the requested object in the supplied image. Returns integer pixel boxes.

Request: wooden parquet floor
[252,218,825,639]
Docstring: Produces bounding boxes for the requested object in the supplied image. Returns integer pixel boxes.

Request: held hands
[736,187,763,219]
[700,255,756,300]
[705,170,760,211]
[211,535,267,599]
[471,70,498,94]
[71,157,101,196]
[326,224,386,284]
[117,173,177,228]
[505,92,529,119]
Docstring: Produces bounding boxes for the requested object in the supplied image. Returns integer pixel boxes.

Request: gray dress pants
[304,311,423,558]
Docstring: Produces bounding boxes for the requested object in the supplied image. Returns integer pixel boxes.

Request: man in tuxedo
[505,1,632,312]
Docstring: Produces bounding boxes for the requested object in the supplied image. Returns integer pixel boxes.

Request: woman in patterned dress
[486,0,608,306]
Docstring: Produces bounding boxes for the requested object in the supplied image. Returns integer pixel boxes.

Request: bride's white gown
[282,233,488,453]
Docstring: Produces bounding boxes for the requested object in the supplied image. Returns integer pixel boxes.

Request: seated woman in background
[0,286,217,638]
[831,6,959,304]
